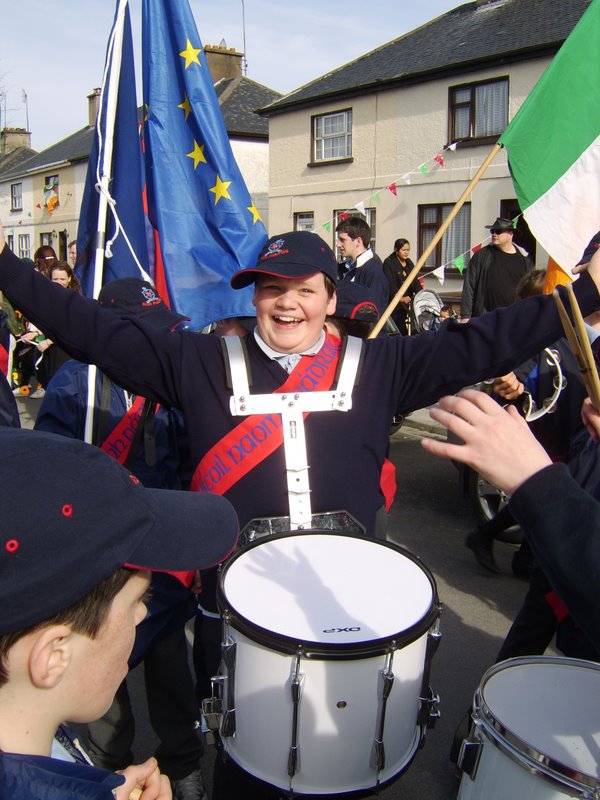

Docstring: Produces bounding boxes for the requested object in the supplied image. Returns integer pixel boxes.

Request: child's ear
[28,625,73,689]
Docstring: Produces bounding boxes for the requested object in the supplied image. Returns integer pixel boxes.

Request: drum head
[219,532,437,656]
[479,657,600,783]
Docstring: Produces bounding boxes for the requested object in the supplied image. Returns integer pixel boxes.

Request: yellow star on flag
[210,176,232,204]
[178,93,192,120]
[187,141,206,169]
[247,202,262,224]
[179,38,201,69]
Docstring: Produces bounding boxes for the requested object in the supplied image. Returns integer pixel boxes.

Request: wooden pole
[368,142,502,338]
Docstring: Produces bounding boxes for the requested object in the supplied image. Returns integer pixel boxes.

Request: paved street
[16,398,536,798]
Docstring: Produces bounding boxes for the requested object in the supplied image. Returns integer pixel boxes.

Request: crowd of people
[1,212,599,800]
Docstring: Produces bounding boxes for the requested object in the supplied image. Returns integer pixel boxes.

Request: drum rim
[217,530,440,659]
[473,655,600,792]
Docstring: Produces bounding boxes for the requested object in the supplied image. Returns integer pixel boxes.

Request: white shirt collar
[253,328,326,360]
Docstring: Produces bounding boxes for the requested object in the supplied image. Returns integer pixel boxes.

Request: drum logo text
[323,627,361,633]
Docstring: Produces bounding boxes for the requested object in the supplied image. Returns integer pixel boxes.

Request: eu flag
[142,0,267,330]
[76,3,150,297]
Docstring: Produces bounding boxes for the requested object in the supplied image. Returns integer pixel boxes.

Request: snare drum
[214,531,441,796]
[457,657,600,799]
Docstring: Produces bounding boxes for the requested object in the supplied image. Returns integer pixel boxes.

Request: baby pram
[410,289,444,333]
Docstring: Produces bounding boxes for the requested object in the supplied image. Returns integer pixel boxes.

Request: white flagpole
[84,0,130,444]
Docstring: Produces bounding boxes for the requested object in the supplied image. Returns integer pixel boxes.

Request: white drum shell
[222,626,428,794]
[217,533,439,795]
[457,657,600,800]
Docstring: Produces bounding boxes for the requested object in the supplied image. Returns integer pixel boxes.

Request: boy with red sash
[2,223,600,797]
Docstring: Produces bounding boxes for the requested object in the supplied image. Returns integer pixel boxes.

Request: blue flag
[76,3,150,297]
[141,0,267,330]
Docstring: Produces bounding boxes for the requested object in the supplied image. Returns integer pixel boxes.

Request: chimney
[204,44,243,83]
[0,128,32,156]
[87,88,101,127]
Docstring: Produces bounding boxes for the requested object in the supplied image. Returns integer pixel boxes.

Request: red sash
[101,395,193,587]
[100,395,148,463]
[191,335,342,495]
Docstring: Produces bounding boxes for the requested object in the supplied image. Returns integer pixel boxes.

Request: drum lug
[288,653,304,781]
[458,734,483,781]
[221,640,237,738]
[370,652,395,774]
[200,694,223,746]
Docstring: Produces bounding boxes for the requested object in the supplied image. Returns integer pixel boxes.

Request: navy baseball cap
[333,281,379,321]
[576,230,600,266]
[98,278,189,332]
[231,231,339,288]
[0,428,239,634]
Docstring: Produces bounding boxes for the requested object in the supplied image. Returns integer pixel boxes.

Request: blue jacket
[0,750,123,800]
[35,359,190,489]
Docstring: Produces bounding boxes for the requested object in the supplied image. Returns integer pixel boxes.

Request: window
[449,78,508,143]
[44,174,59,211]
[18,234,31,260]
[313,109,352,162]
[294,212,315,232]
[418,203,471,270]
[6,234,14,253]
[334,208,377,256]
[10,183,22,211]
[40,232,53,247]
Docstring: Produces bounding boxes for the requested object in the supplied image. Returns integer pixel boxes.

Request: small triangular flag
[471,243,482,255]
[387,183,397,196]
[453,255,465,274]
[402,173,411,185]
[354,201,365,215]
[339,212,349,221]
[323,221,331,233]
[419,163,429,176]
[432,265,445,285]
[434,154,444,168]
[448,142,458,151]
[373,192,381,205]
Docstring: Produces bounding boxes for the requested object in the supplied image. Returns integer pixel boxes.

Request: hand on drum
[421,389,552,496]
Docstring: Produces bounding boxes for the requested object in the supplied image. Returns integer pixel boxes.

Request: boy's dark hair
[0,568,134,687]
[515,269,545,301]
[324,274,337,299]
[335,216,371,248]
[330,318,376,338]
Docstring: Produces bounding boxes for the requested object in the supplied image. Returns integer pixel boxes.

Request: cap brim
[230,266,323,289]
[127,488,239,572]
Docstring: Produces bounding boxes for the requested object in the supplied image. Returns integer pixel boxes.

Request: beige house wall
[268,57,552,284]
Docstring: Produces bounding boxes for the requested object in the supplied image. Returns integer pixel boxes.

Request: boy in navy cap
[0,427,238,800]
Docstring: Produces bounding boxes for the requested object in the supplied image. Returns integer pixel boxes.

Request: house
[0,44,280,262]
[260,0,592,297]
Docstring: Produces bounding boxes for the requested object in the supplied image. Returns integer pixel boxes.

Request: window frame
[18,234,31,260]
[10,183,23,212]
[448,77,508,146]
[418,202,471,271]
[310,108,353,165]
[294,212,315,232]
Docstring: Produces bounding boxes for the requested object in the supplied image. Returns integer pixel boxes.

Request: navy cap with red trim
[333,280,380,321]
[231,231,339,288]
[0,428,239,634]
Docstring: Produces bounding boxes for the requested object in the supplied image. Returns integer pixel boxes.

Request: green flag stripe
[499,0,600,207]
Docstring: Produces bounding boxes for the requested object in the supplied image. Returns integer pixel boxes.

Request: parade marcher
[382,238,422,335]
[422,388,600,654]
[0,225,599,539]
[335,216,389,313]
[0,427,238,800]
[35,278,205,799]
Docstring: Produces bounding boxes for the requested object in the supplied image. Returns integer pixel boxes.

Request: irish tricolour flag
[499,0,600,278]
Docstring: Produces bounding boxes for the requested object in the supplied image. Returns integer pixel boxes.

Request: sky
[1,0,461,153]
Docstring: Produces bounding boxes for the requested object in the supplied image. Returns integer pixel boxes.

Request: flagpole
[368,143,502,339]
[84,0,130,444]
